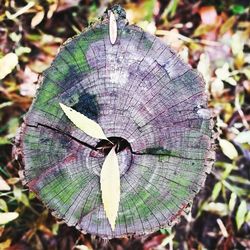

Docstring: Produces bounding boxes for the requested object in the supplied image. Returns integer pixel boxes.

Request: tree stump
[14,5,215,238]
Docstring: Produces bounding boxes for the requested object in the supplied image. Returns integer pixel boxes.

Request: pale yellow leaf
[160,233,175,247]
[224,77,237,86]
[47,1,58,19]
[109,11,117,45]
[5,2,35,20]
[0,177,10,191]
[229,192,237,212]
[236,200,247,230]
[243,68,250,80]
[0,199,8,212]
[215,64,237,86]
[220,16,236,35]
[7,177,20,185]
[203,202,228,216]
[178,46,189,63]
[216,218,229,237]
[0,212,19,225]
[211,78,224,98]
[74,245,90,250]
[246,211,250,223]
[235,131,250,144]
[197,53,211,85]
[215,63,230,80]
[100,147,120,231]
[231,32,244,55]
[0,53,18,80]
[13,186,22,201]
[31,11,45,28]
[219,139,238,160]
[212,182,222,201]
[59,103,108,140]
[137,20,156,34]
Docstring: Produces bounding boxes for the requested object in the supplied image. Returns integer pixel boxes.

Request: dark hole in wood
[95,137,131,155]
[71,92,99,120]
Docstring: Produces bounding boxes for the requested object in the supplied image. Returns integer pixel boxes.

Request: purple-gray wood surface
[15,6,215,238]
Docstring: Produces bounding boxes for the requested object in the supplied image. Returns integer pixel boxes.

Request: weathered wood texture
[15,6,215,238]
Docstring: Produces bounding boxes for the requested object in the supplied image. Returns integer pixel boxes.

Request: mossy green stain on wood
[66,189,101,224]
[142,36,154,50]
[45,104,61,117]
[116,210,134,226]
[35,81,61,106]
[85,25,108,42]
[118,185,161,222]
[23,133,39,144]
[40,174,87,205]
[34,25,108,114]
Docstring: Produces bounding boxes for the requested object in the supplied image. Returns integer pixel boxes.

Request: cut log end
[15,5,215,238]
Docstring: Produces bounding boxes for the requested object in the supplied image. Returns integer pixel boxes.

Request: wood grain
[15,6,215,238]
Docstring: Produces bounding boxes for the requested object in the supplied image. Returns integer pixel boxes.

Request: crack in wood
[25,122,96,150]
[25,122,199,159]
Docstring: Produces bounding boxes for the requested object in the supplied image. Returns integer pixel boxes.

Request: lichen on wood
[14,5,215,238]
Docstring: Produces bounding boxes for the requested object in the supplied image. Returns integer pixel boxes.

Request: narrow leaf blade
[0,176,10,191]
[31,11,45,28]
[236,200,247,230]
[59,103,108,140]
[109,11,117,45]
[0,212,19,224]
[100,147,120,231]
[0,53,18,80]
[219,139,238,160]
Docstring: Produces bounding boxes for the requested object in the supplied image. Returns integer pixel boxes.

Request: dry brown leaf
[199,6,218,25]
[59,103,108,140]
[100,147,120,231]
[220,16,236,35]
[0,239,11,249]
[193,24,215,37]
[7,177,20,185]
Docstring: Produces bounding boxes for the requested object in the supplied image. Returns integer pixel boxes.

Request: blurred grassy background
[0,0,250,249]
